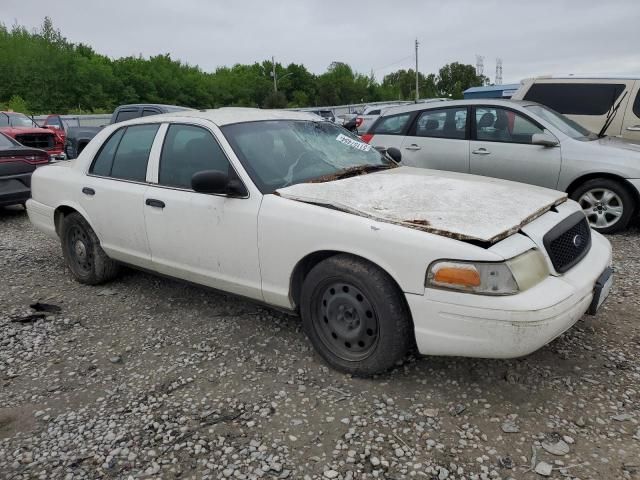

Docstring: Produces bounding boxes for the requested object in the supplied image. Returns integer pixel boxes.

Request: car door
[469,106,561,189]
[143,121,263,300]
[80,123,162,268]
[621,80,640,143]
[399,106,470,173]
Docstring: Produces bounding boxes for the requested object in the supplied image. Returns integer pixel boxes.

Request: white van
[512,75,640,143]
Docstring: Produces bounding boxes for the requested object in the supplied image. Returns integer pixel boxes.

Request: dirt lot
[1,206,639,480]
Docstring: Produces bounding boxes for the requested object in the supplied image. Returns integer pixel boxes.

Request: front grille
[15,133,55,150]
[543,212,591,273]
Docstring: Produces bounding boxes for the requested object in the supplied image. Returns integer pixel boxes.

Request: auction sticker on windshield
[336,133,371,152]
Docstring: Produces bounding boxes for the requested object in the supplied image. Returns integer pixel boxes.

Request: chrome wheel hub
[578,188,623,229]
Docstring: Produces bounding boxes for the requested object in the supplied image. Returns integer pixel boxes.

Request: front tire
[60,212,119,284]
[300,254,413,376]
[571,178,635,233]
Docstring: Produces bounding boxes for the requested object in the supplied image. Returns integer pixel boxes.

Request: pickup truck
[53,104,193,159]
[1,111,66,161]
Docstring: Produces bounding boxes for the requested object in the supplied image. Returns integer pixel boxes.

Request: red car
[0,112,66,160]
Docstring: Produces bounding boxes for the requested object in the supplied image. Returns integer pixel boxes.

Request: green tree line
[0,18,487,114]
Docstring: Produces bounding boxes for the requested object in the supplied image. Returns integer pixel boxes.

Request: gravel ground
[1,206,639,480]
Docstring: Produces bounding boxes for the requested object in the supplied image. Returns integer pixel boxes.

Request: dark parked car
[0,132,49,208]
[63,104,194,159]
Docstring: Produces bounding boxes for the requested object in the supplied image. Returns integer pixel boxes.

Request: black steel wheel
[60,212,119,285]
[67,224,94,276]
[300,254,414,376]
[315,281,380,362]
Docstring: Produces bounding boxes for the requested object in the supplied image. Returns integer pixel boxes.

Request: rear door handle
[82,187,95,196]
[472,148,491,155]
[404,144,422,151]
[145,198,165,209]
[626,125,640,132]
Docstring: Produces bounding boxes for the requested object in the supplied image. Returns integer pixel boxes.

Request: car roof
[117,104,195,111]
[381,99,536,116]
[529,74,640,80]
[121,107,321,127]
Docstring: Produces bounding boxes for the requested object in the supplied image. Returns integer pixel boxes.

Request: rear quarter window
[524,83,626,115]
[371,113,412,135]
[114,109,140,123]
[634,89,640,118]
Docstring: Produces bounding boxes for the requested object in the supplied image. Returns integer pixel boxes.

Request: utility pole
[495,58,503,85]
[272,56,277,92]
[415,39,419,102]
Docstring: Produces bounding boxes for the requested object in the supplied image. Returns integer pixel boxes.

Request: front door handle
[472,148,491,155]
[145,198,165,209]
[82,187,95,196]
[626,125,640,132]
[405,144,422,151]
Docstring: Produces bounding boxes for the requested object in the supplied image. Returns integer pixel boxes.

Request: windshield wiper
[309,164,396,183]
[598,91,628,138]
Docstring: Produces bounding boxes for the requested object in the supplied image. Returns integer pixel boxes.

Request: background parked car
[0,132,49,208]
[0,111,66,161]
[64,104,193,159]
[309,109,336,124]
[366,99,640,233]
[512,75,640,143]
[355,100,449,136]
[354,105,401,135]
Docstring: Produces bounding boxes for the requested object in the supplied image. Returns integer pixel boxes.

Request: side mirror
[191,170,247,197]
[531,133,559,147]
[386,147,402,163]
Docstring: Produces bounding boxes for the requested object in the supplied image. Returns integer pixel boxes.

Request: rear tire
[300,254,413,376]
[60,212,119,284]
[571,178,635,233]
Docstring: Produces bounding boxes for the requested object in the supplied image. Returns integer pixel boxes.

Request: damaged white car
[27,109,613,375]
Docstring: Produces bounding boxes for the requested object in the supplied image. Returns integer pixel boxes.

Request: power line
[371,55,414,73]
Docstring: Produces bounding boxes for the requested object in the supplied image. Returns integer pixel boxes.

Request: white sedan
[27,109,613,375]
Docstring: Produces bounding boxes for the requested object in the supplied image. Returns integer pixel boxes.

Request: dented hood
[276,167,567,244]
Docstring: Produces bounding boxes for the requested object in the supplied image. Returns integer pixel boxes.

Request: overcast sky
[3,0,640,84]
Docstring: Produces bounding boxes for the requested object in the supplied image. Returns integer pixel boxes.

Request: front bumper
[407,231,612,358]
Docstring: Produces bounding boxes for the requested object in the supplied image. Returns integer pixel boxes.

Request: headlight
[426,249,549,295]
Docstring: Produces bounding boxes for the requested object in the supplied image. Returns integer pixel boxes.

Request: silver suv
[367,99,640,233]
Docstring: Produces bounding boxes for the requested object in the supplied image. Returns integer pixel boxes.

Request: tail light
[0,154,50,165]
[360,134,374,144]
[355,117,363,127]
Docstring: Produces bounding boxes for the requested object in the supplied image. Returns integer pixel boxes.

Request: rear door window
[91,124,159,181]
[634,88,640,118]
[372,113,412,135]
[110,124,159,182]
[142,109,161,117]
[523,83,626,115]
[159,124,231,189]
[90,128,125,177]
[414,107,467,139]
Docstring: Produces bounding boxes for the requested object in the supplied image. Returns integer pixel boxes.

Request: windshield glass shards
[222,120,395,193]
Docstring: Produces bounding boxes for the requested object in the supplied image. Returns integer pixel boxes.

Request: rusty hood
[276,167,567,244]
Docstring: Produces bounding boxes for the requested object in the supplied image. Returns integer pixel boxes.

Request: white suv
[512,75,640,143]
